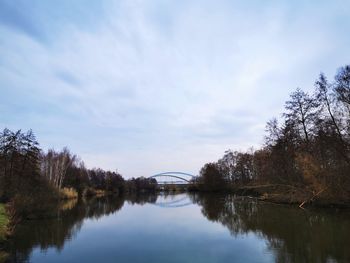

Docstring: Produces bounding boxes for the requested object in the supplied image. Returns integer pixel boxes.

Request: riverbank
[234,184,350,208]
[60,187,122,200]
[0,204,9,243]
[0,203,9,262]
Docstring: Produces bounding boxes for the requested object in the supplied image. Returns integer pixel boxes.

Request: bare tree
[41,148,76,189]
[315,73,344,141]
[334,65,350,134]
[284,88,318,144]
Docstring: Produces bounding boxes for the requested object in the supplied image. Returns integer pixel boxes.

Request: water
[4,193,350,263]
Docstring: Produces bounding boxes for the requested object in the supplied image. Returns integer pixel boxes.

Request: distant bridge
[149,172,197,185]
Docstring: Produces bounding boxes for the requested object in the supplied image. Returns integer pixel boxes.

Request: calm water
[4,193,350,263]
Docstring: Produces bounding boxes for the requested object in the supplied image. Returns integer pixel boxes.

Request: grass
[0,204,9,243]
[0,204,10,263]
[59,187,78,200]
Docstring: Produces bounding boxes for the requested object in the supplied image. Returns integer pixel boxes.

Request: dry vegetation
[59,187,78,200]
[198,65,350,207]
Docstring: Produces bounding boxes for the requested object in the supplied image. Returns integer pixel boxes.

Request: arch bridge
[149,172,197,185]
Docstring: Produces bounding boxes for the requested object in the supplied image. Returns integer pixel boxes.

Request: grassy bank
[0,203,9,262]
[59,187,121,200]
[59,187,78,200]
[0,204,9,243]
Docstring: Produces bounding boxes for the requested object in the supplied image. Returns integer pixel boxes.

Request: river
[4,193,350,263]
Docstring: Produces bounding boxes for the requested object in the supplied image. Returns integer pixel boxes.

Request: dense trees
[85,168,124,194]
[124,177,157,193]
[42,155,125,196]
[0,129,48,202]
[0,130,137,218]
[41,148,76,190]
[0,127,162,218]
[0,129,58,218]
[0,128,162,212]
[198,163,227,191]
[198,65,350,202]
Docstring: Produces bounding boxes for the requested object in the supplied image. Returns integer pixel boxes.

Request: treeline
[0,129,156,217]
[41,148,125,196]
[198,65,350,203]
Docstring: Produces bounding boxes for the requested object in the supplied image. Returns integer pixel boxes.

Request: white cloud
[1,0,349,177]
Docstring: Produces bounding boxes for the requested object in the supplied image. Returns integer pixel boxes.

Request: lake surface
[4,193,350,263]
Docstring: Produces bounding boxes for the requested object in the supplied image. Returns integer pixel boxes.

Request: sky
[0,0,349,178]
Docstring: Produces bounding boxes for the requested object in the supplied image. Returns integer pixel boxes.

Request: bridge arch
[149,172,196,184]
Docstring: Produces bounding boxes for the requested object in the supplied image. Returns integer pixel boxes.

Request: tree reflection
[191,193,350,263]
[125,192,158,205]
[5,196,125,263]
[5,194,350,263]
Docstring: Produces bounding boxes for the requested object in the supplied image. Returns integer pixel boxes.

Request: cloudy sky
[0,0,349,178]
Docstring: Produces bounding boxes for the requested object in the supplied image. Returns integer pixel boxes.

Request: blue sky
[1,0,349,178]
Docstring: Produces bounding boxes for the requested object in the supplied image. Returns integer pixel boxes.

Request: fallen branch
[299,187,328,209]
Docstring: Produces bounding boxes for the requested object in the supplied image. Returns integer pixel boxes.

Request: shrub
[59,188,78,200]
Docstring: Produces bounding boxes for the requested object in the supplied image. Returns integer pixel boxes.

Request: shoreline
[231,184,350,209]
[157,185,350,209]
[0,204,9,243]
[0,203,9,263]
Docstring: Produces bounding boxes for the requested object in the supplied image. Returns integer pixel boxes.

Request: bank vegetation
[197,65,350,207]
[0,129,157,239]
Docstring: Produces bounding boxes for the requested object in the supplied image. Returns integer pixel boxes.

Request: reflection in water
[153,194,192,208]
[6,196,125,263]
[59,198,78,211]
[191,193,350,263]
[4,193,350,263]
